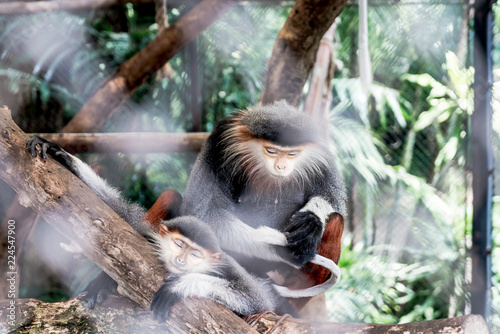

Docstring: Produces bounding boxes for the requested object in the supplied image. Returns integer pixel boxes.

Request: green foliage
[0,2,288,201]
[404,52,473,176]
[329,13,471,319]
[328,189,468,324]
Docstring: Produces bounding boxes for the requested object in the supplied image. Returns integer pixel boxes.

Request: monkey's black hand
[283,211,323,266]
[151,278,181,323]
[81,271,118,309]
[26,136,74,172]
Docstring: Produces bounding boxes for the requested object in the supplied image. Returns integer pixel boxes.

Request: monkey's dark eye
[174,239,184,248]
[191,250,202,258]
[288,151,300,157]
[265,147,278,155]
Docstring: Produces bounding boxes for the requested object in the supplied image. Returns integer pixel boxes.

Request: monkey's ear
[158,224,170,237]
[212,252,223,260]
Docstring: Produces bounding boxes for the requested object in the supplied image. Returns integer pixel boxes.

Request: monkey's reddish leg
[303,213,344,284]
[287,213,344,312]
[143,189,183,228]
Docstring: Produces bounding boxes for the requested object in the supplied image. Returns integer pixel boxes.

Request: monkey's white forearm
[171,273,274,315]
[299,196,335,228]
[215,216,288,263]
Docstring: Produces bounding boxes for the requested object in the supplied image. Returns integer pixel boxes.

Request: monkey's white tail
[272,255,341,298]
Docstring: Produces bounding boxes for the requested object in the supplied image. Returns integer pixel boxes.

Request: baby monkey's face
[154,225,222,276]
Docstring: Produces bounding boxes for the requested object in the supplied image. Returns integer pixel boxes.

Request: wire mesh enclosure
[0,0,498,331]
[324,0,475,325]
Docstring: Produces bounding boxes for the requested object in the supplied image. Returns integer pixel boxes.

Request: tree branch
[0,296,259,333]
[0,106,164,307]
[249,313,489,333]
[0,296,489,333]
[61,0,236,133]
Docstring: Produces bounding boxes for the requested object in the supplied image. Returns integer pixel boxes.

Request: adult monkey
[148,100,346,308]
[27,100,345,313]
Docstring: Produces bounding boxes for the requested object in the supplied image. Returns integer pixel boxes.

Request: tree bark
[260,0,347,107]
[250,313,489,334]
[0,296,258,334]
[30,132,209,154]
[61,0,236,134]
[0,106,165,308]
[0,296,489,334]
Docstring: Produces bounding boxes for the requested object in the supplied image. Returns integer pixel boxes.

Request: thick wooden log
[0,296,258,333]
[0,106,164,307]
[0,296,489,334]
[250,313,489,333]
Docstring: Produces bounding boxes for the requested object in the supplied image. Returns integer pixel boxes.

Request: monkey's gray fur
[180,101,347,274]
[26,136,296,318]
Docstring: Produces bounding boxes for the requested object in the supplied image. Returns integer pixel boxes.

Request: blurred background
[0,0,498,331]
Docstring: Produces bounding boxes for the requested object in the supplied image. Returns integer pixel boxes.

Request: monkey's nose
[176,257,186,265]
[276,162,287,171]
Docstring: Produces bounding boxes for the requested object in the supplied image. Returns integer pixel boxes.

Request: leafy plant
[327,49,471,324]
[327,180,468,324]
[404,52,473,180]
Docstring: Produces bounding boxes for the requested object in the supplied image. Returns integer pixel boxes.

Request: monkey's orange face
[153,225,222,275]
[262,143,303,178]
[168,236,206,274]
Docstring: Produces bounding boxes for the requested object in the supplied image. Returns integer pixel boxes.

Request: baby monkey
[150,216,296,321]
[26,135,295,320]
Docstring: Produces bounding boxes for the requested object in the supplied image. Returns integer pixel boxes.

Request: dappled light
[0,0,497,333]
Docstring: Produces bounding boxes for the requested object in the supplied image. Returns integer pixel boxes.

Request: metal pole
[471,0,494,320]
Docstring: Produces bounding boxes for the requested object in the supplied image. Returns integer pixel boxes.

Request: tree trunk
[303,21,338,139]
[260,0,347,107]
